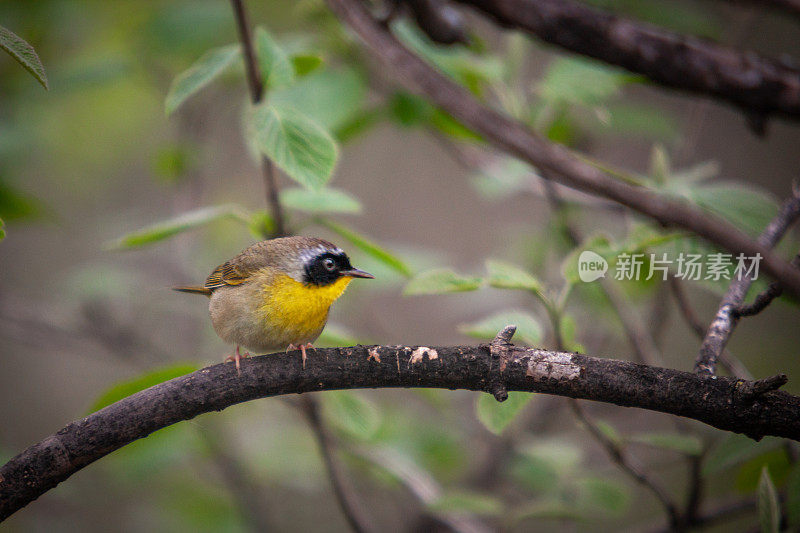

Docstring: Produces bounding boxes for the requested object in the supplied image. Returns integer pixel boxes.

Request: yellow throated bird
[174,236,373,370]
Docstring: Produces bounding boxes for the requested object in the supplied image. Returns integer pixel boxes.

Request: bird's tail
[172,286,212,296]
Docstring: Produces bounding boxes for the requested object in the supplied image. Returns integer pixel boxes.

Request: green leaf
[627,432,703,456]
[323,390,381,440]
[787,462,800,528]
[89,364,198,412]
[687,183,778,238]
[269,68,366,131]
[389,92,433,126]
[593,420,622,447]
[280,187,362,214]
[428,491,504,515]
[0,179,45,221]
[319,219,412,277]
[0,25,48,89]
[649,144,670,185]
[404,269,483,295]
[247,209,276,239]
[316,323,360,347]
[255,27,294,89]
[486,259,543,294]
[523,439,583,472]
[537,57,640,107]
[251,104,338,190]
[759,467,780,533]
[703,434,783,475]
[291,54,323,77]
[576,476,630,516]
[513,501,583,523]
[459,310,542,346]
[107,204,249,249]
[165,44,240,115]
[475,391,533,435]
[0,216,5,242]
[736,447,793,493]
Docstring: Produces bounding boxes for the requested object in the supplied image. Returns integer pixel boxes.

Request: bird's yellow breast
[257,272,352,339]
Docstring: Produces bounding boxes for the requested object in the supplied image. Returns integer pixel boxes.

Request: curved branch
[1,342,799,521]
[451,0,800,121]
[326,0,800,298]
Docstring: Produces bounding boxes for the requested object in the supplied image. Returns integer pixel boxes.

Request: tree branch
[694,193,800,375]
[668,276,753,380]
[447,0,800,122]
[724,0,800,20]
[2,341,799,520]
[230,0,286,236]
[326,0,800,298]
[568,400,680,528]
[736,251,800,317]
[298,396,377,533]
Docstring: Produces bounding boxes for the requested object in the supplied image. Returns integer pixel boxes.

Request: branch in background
[736,251,800,317]
[724,0,800,20]
[668,276,753,380]
[298,396,377,533]
[2,340,798,520]
[540,177,664,366]
[447,0,800,122]
[326,0,800,298]
[356,447,492,533]
[230,0,286,236]
[568,401,681,528]
[198,425,275,532]
[694,193,800,375]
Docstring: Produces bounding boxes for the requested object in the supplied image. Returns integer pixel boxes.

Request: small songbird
[173,236,373,371]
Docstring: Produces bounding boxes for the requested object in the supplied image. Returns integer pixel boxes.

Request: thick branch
[450,0,800,121]
[695,193,800,375]
[326,0,800,298]
[2,343,799,520]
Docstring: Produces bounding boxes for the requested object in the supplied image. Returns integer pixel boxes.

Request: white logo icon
[578,251,608,282]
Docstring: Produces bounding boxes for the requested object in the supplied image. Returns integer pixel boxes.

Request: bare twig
[723,0,800,20]
[230,0,286,236]
[447,0,800,121]
[326,0,800,297]
[4,341,800,520]
[736,251,800,317]
[299,396,377,533]
[198,425,275,532]
[668,276,753,380]
[568,401,681,528]
[695,193,800,375]
[357,447,491,533]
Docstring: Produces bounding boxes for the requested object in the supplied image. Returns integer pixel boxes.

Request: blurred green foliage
[3,0,799,531]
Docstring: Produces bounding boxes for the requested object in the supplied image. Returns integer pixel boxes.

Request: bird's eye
[323,258,336,271]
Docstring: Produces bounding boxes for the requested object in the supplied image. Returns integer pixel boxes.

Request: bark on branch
[326,0,800,298]
[450,0,800,121]
[1,342,799,521]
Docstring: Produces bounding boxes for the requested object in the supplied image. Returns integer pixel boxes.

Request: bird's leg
[224,345,250,374]
[286,343,314,368]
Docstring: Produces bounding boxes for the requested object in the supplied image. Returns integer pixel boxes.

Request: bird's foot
[224,345,250,374]
[287,343,315,369]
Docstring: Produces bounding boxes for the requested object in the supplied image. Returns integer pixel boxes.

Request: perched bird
[174,236,373,371]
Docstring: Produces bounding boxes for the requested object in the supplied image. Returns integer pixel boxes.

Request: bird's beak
[342,268,375,279]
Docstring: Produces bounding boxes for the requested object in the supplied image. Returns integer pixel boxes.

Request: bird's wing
[204,260,259,291]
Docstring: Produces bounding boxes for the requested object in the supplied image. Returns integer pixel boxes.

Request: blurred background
[1,0,800,531]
